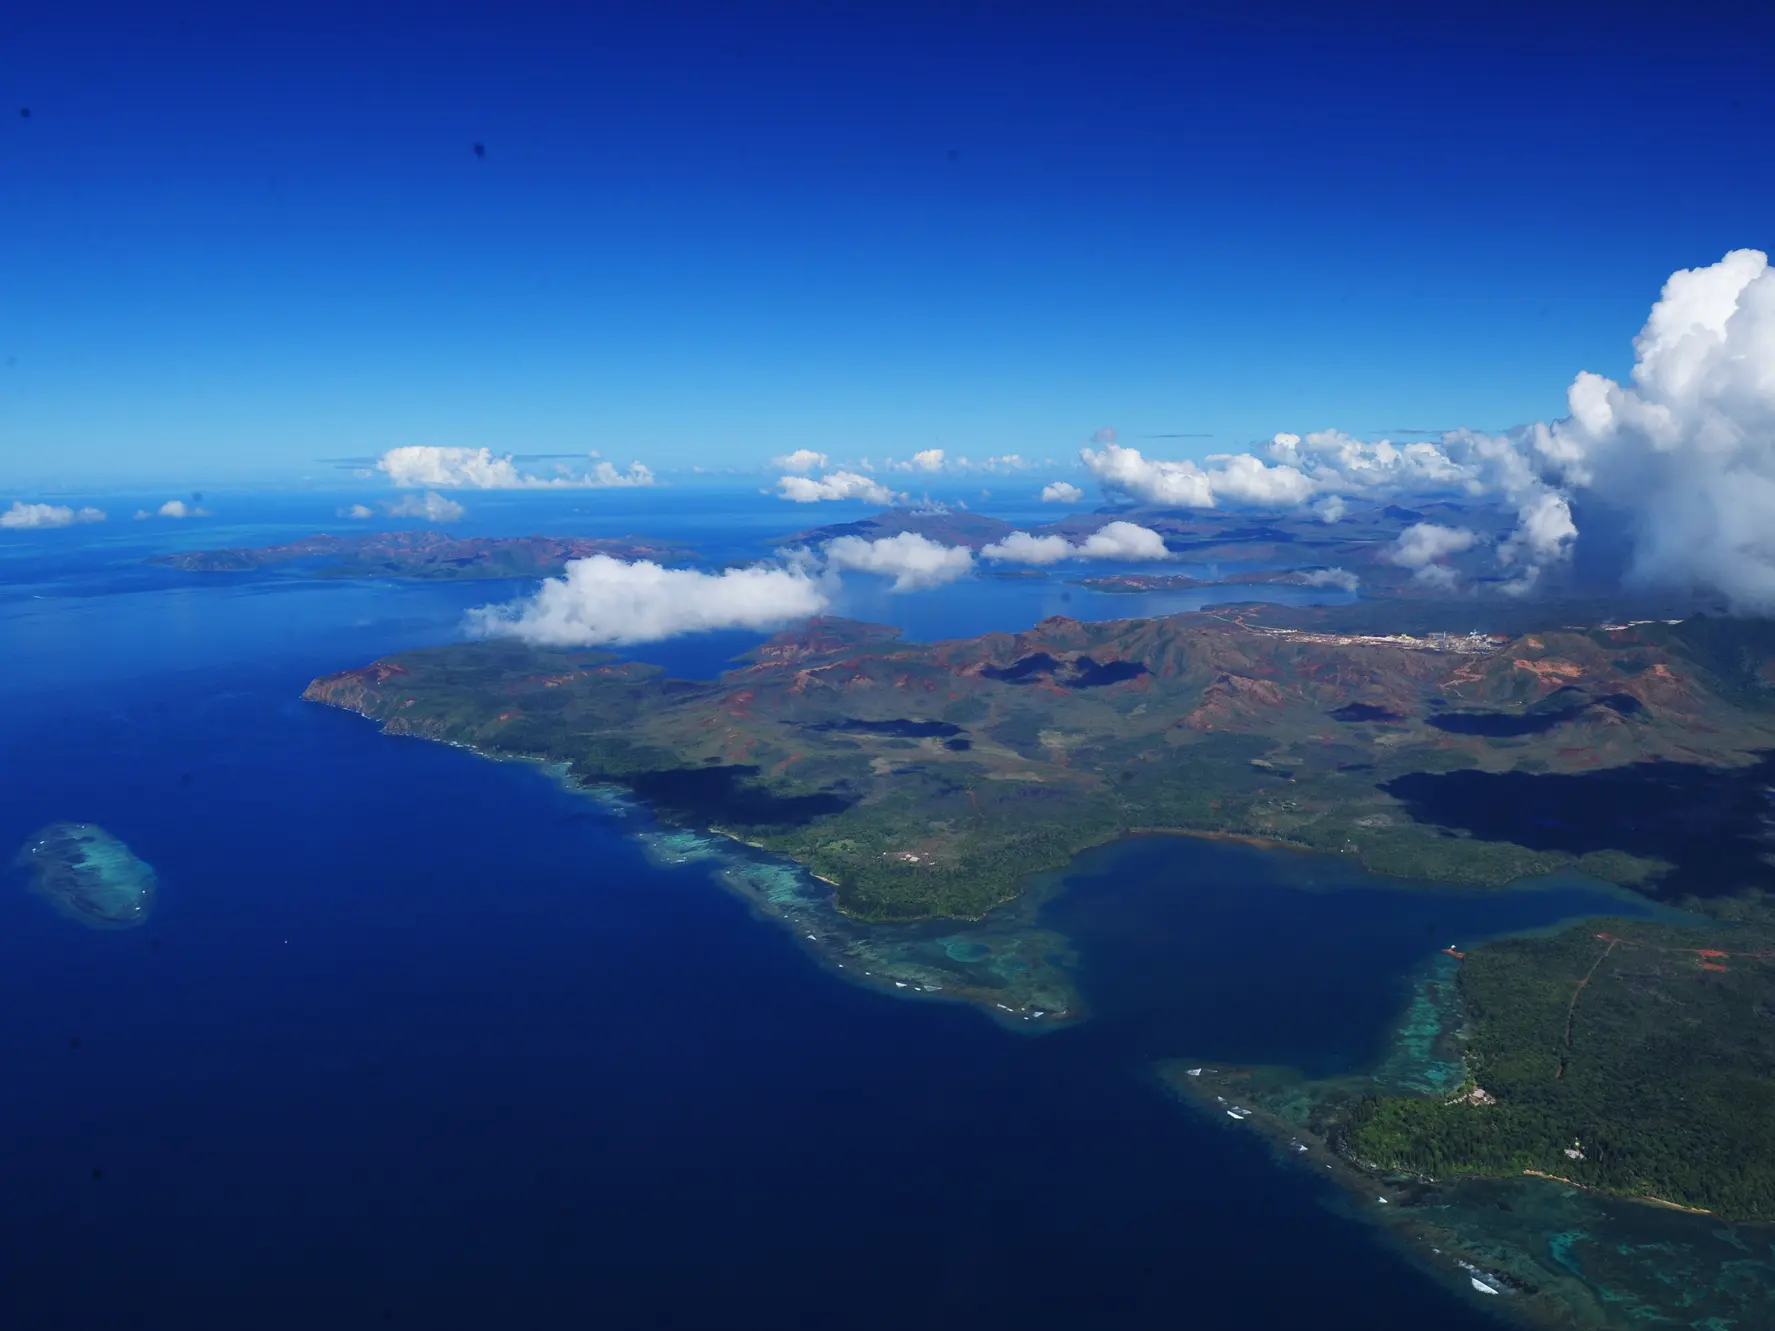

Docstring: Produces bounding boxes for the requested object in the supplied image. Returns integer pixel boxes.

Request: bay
[0,493,1640,1329]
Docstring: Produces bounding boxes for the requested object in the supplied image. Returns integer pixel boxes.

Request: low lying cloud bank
[469,556,829,646]
[776,470,902,504]
[823,531,975,590]
[981,520,1168,565]
[385,491,465,522]
[1073,249,1775,609]
[466,509,1221,646]
[379,446,655,490]
[1,501,106,529]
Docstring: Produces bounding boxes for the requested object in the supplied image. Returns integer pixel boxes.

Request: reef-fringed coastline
[1161,955,1775,1329]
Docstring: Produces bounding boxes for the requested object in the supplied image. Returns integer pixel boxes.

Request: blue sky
[2,1,1771,488]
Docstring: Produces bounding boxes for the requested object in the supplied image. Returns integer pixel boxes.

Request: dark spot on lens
[69,1036,82,1050]
[91,1167,103,1181]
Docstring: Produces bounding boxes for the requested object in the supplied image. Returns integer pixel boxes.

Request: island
[781,501,1485,554]
[1074,568,1356,594]
[303,605,1775,1251]
[304,608,1775,921]
[16,823,157,928]
[780,500,1504,590]
[780,506,1026,550]
[152,531,689,580]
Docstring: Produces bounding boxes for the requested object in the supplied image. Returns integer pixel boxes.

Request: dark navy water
[0,493,1626,1330]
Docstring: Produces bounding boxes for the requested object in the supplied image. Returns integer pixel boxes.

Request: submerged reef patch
[16,823,157,929]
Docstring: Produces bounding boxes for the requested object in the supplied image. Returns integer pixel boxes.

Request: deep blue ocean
[0,491,1648,1330]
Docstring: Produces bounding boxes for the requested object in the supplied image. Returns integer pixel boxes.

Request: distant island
[1074,568,1356,594]
[16,823,157,928]
[779,506,1027,550]
[153,531,689,580]
[778,502,1549,598]
[303,604,1775,1226]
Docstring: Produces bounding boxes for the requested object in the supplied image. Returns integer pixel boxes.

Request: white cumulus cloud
[1075,521,1170,560]
[772,449,829,473]
[137,499,210,519]
[1079,443,1216,507]
[1,501,106,529]
[1517,248,1775,610]
[822,532,975,591]
[1295,567,1361,592]
[378,446,655,490]
[1081,442,1318,510]
[1388,523,1476,570]
[1049,250,1775,607]
[468,556,829,646]
[981,520,1168,565]
[338,504,375,520]
[588,461,654,487]
[385,491,465,522]
[1040,481,1084,503]
[1412,564,1463,592]
[1201,452,1318,506]
[1264,430,1470,495]
[881,448,949,473]
[775,471,902,504]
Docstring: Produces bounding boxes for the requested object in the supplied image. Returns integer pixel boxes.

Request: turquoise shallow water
[16,823,158,929]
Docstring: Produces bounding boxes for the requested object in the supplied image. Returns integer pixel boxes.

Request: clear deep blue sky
[3,1,1771,487]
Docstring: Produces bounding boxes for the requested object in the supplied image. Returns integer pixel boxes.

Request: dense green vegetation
[1336,917,1775,1219]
